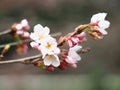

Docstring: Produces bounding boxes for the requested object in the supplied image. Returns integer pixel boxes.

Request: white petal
[21,19,28,26]
[30,33,38,40]
[53,48,60,55]
[44,56,52,66]
[99,29,108,35]
[30,42,39,48]
[34,24,44,33]
[91,13,107,23]
[68,51,81,61]
[44,26,50,35]
[98,20,110,29]
[65,56,75,64]
[70,45,82,52]
[52,55,60,67]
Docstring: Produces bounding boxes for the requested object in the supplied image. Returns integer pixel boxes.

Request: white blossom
[68,45,82,61]
[39,36,60,57]
[30,24,51,43]
[65,45,82,64]
[43,53,60,67]
[90,13,110,35]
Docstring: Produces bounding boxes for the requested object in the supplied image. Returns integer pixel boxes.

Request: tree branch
[0,54,41,64]
[0,29,11,36]
[0,32,62,48]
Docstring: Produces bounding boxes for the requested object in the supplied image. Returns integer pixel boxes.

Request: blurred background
[0,0,120,90]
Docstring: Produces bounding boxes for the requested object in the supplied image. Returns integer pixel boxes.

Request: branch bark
[0,54,41,64]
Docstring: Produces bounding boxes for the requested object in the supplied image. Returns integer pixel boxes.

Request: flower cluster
[29,12,110,71]
[0,12,110,71]
[11,19,30,54]
[11,19,30,38]
[30,24,60,68]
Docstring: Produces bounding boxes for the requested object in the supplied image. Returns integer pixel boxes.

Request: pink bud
[67,39,73,47]
[21,19,30,30]
[30,42,39,50]
[23,32,30,38]
[17,30,23,35]
[15,24,22,30]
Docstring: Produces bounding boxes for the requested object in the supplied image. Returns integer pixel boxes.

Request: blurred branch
[0,32,62,48]
[0,29,11,36]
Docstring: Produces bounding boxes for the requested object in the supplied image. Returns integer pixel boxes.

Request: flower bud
[45,66,54,72]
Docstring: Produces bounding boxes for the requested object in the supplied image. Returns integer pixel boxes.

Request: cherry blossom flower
[90,13,110,35]
[65,45,82,68]
[30,24,51,43]
[39,36,60,57]
[43,52,60,67]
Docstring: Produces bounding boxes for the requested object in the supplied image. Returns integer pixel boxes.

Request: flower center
[39,34,45,40]
[46,42,52,49]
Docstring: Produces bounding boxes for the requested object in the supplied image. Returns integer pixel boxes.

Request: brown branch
[0,54,41,64]
[0,29,11,36]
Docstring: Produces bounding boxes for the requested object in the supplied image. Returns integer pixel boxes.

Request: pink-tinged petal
[67,39,73,47]
[30,42,39,49]
[71,37,79,44]
[17,30,23,35]
[70,63,77,68]
[16,24,22,30]
[23,32,30,38]
[65,56,76,64]
[21,19,30,30]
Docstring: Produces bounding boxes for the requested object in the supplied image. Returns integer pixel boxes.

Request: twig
[0,54,41,64]
[0,32,62,48]
[0,29,11,36]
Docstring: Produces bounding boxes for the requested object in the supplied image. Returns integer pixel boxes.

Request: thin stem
[0,54,41,64]
[0,29,11,36]
[0,47,90,64]
[0,32,62,48]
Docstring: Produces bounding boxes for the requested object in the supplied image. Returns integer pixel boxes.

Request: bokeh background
[0,0,120,90]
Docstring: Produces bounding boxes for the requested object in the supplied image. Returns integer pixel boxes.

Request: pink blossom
[20,19,30,30]
[65,45,82,68]
[67,32,87,47]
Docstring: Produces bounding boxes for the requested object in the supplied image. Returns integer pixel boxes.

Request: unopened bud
[45,66,54,72]
[2,44,10,54]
